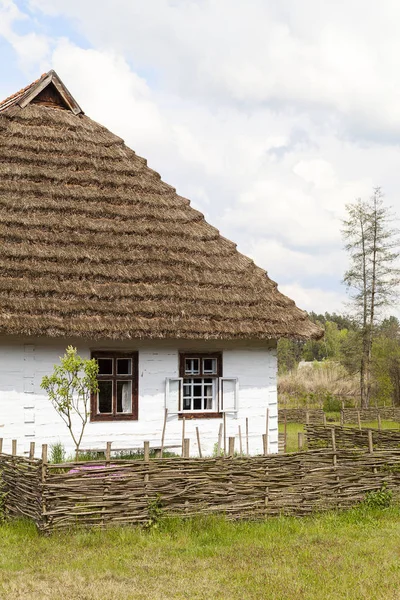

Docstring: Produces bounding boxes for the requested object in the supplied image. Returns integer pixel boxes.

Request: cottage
[0,71,321,457]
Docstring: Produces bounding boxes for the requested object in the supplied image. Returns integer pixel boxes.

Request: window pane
[117,381,132,413]
[98,381,112,413]
[185,358,200,375]
[203,358,217,374]
[183,397,191,410]
[193,384,202,397]
[98,358,113,375]
[117,358,132,375]
[193,397,202,410]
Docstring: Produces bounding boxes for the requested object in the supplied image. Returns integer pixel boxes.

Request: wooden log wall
[0,453,43,527]
[278,408,325,424]
[3,447,400,532]
[306,425,400,450]
[342,408,400,424]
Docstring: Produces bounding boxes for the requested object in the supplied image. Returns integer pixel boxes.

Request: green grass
[1,508,400,599]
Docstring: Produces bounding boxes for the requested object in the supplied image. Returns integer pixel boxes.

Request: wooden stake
[223,412,227,456]
[340,410,344,426]
[196,427,202,458]
[284,412,287,454]
[181,416,186,457]
[323,413,327,427]
[160,408,168,458]
[298,432,304,450]
[144,441,150,463]
[357,411,361,430]
[12,439,17,456]
[306,410,310,425]
[238,425,243,455]
[217,423,223,456]
[41,444,48,485]
[183,438,190,458]
[0,438,3,454]
[105,441,111,465]
[378,414,382,431]
[368,430,374,454]
[228,436,235,457]
[262,433,268,456]
[246,417,249,456]
[29,441,35,459]
[331,428,337,467]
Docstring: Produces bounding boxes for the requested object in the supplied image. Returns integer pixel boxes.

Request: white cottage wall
[0,337,277,458]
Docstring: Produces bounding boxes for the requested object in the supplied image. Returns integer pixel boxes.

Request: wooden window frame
[179,352,222,418]
[90,351,138,422]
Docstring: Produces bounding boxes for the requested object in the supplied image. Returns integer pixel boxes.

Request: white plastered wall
[0,336,277,458]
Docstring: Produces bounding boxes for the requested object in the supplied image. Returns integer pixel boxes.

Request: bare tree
[342,188,400,407]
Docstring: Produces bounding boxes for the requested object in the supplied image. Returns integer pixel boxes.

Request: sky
[2,0,400,316]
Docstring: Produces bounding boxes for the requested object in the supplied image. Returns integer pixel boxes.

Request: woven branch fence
[342,408,400,424]
[2,444,400,533]
[306,424,400,450]
[278,408,325,424]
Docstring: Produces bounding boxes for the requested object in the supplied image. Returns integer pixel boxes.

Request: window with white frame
[179,353,221,414]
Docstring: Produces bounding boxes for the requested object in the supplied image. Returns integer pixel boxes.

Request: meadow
[1,508,400,600]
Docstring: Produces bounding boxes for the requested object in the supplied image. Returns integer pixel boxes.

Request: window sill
[178,412,222,419]
[90,413,138,422]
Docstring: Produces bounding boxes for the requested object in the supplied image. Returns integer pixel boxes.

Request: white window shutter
[219,378,239,414]
[165,378,183,415]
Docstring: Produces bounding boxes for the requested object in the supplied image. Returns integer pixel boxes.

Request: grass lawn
[1,508,400,599]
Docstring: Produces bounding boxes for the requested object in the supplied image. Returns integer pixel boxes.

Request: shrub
[362,483,393,509]
[50,442,66,464]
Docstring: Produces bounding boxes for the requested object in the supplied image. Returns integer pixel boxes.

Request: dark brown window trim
[179,352,222,418]
[90,351,138,422]
[178,412,222,420]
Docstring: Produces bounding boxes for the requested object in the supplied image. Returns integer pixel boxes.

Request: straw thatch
[0,71,322,341]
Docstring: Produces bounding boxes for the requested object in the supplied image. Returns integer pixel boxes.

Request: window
[179,353,222,416]
[90,352,138,421]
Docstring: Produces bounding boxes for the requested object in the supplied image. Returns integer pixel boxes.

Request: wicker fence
[278,408,325,424]
[306,424,400,450]
[342,408,400,424]
[2,445,400,532]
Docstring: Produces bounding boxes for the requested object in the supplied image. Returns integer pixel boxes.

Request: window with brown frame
[90,352,138,421]
[179,353,222,416]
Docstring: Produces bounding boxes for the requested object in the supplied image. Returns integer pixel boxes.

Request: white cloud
[279,283,346,315]
[4,1,400,318]
[0,0,50,72]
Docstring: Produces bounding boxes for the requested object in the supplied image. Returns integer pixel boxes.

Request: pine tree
[342,187,400,407]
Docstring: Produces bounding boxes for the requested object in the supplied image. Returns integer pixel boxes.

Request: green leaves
[41,346,99,451]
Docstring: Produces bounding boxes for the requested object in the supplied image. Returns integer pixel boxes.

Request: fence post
[246,417,249,456]
[223,413,227,457]
[196,427,202,458]
[228,436,235,457]
[12,439,17,456]
[284,412,287,453]
[323,413,327,427]
[29,442,35,459]
[331,428,337,467]
[183,438,190,458]
[217,423,223,457]
[340,411,344,427]
[357,411,361,430]
[378,414,382,431]
[262,433,268,456]
[160,408,168,458]
[368,430,374,454]
[0,438,3,454]
[181,416,186,457]
[144,441,150,463]
[298,432,304,450]
[238,425,243,456]
[306,411,310,425]
[105,442,111,466]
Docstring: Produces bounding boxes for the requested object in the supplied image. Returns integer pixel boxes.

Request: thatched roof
[0,71,322,341]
